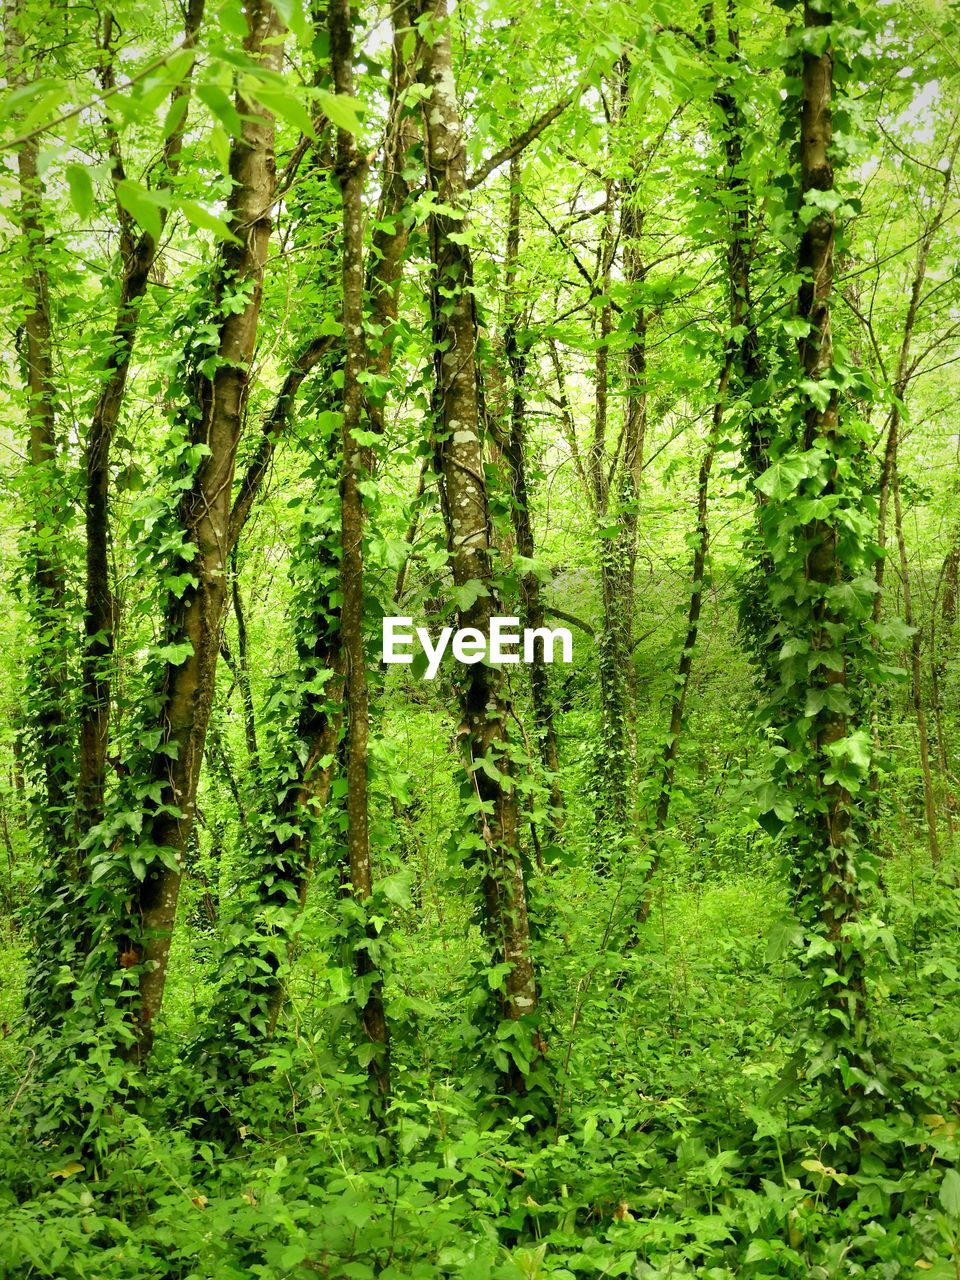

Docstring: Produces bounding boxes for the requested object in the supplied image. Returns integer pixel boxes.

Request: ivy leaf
[453,579,489,611]
[756,454,816,500]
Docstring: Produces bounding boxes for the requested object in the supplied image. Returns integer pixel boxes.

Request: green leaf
[115,180,168,241]
[160,94,189,141]
[271,0,308,39]
[317,89,363,134]
[197,84,243,136]
[378,872,412,909]
[756,454,816,501]
[940,1168,960,1218]
[251,83,315,137]
[453,579,489,612]
[178,198,240,243]
[65,164,94,219]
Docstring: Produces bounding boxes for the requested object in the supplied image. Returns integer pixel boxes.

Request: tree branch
[228,334,335,547]
[466,89,575,190]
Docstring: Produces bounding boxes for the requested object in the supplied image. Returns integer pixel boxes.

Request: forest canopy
[1,0,960,1275]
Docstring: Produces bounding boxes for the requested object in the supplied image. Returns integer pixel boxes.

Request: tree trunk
[794,0,868,1029]
[892,467,940,862]
[228,547,259,766]
[872,133,958,622]
[76,0,205,830]
[330,0,391,1099]
[4,0,71,863]
[128,0,285,1062]
[636,359,731,925]
[636,11,759,922]
[415,0,538,1053]
[591,170,632,835]
[501,156,563,827]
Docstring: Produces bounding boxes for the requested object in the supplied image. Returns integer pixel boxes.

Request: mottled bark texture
[128,0,284,1062]
[415,0,538,1036]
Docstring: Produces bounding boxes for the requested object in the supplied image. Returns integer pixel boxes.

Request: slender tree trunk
[4,0,71,862]
[76,0,205,830]
[928,601,956,839]
[415,0,538,1053]
[229,547,259,766]
[365,0,418,440]
[330,0,390,1098]
[794,0,868,1025]
[263,674,343,1038]
[548,338,592,504]
[892,468,940,862]
[636,358,732,925]
[616,175,647,780]
[636,10,761,921]
[128,0,285,1062]
[873,132,958,621]
[210,3,422,1055]
[501,157,563,826]
[591,172,632,835]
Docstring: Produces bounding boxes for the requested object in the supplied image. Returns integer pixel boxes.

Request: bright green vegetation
[1,0,960,1275]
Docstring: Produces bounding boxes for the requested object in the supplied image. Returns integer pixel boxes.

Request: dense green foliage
[2,0,960,1274]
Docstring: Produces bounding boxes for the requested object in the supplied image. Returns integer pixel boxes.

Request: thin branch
[466,89,576,190]
[228,335,335,547]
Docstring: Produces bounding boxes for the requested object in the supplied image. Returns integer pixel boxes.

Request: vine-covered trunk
[76,0,205,831]
[330,0,390,1098]
[789,0,873,1057]
[4,0,71,865]
[636,361,731,925]
[416,0,538,1050]
[129,0,284,1061]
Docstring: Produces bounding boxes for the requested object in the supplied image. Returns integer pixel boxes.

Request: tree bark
[892,467,940,862]
[330,0,391,1098]
[4,0,71,863]
[501,156,563,827]
[76,0,205,830]
[415,0,538,1049]
[128,0,285,1062]
[795,0,867,1021]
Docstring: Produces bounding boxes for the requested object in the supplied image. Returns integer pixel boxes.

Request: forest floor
[1,846,958,1279]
